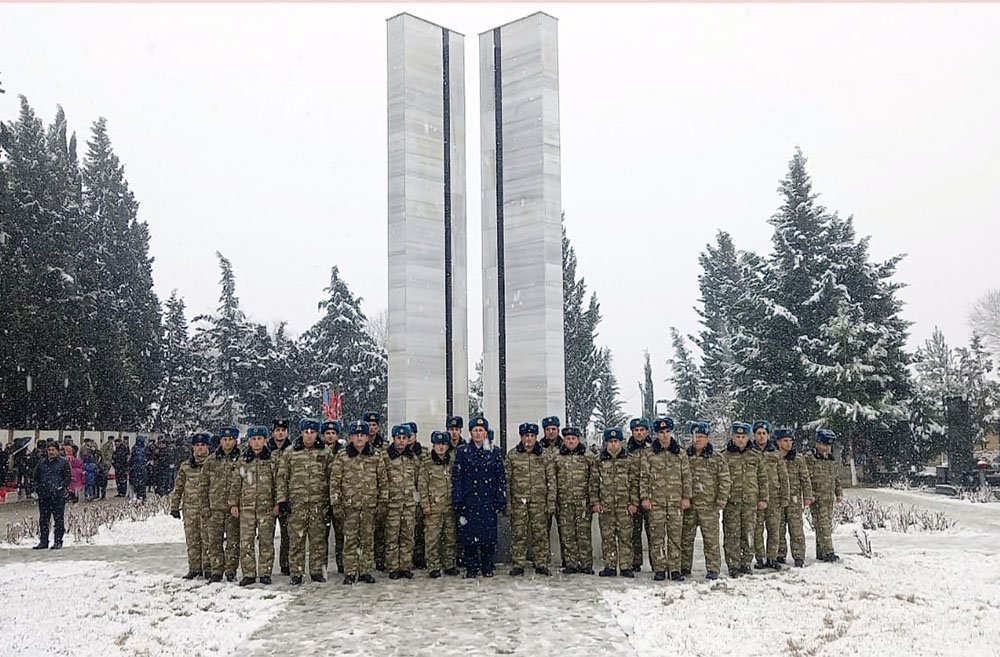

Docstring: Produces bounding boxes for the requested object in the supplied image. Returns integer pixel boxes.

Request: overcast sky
[2,3,998,416]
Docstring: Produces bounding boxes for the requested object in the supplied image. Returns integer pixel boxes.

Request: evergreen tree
[469,356,483,418]
[591,347,626,433]
[639,350,655,420]
[666,327,702,430]
[151,292,203,436]
[562,219,602,427]
[695,231,741,423]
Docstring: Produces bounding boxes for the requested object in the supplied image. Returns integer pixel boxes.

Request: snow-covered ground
[1,488,998,657]
[1,512,183,549]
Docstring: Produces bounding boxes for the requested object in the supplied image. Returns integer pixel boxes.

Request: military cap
[320,420,342,434]
[561,427,582,438]
[191,433,211,446]
[298,418,321,433]
[731,422,749,435]
[752,420,772,434]
[518,422,539,436]
[773,427,794,439]
[447,415,464,429]
[391,424,412,438]
[692,421,711,436]
[629,418,651,430]
[430,431,450,445]
[470,416,489,431]
[246,426,269,439]
[653,417,675,432]
[348,420,369,436]
[541,416,561,428]
[816,428,837,444]
[363,412,381,424]
[405,421,418,434]
[603,427,624,442]
[272,418,289,429]
[218,426,239,439]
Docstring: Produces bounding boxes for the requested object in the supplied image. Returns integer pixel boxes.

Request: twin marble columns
[386,12,565,451]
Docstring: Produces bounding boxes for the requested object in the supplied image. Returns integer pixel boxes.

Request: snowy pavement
[2,489,999,657]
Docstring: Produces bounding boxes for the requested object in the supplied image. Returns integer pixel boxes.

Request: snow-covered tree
[563,218,603,427]
[469,356,483,418]
[591,347,626,432]
[639,350,655,420]
[666,327,702,429]
[151,291,204,436]
[969,289,1000,358]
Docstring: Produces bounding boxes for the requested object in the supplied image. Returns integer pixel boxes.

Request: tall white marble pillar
[387,13,468,435]
[480,13,565,451]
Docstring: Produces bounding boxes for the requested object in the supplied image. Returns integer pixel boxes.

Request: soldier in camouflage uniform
[170,433,212,579]
[229,426,278,586]
[751,421,790,569]
[266,418,293,575]
[553,426,594,574]
[538,415,563,566]
[321,420,345,574]
[330,420,387,585]
[207,426,241,583]
[681,422,731,580]
[420,431,460,577]
[640,417,692,581]
[594,427,639,577]
[722,422,769,577]
[505,422,555,576]
[447,416,466,449]
[775,427,813,567]
[382,424,420,579]
[276,418,331,584]
[807,429,842,562]
[363,411,388,572]
[405,422,427,570]
[628,418,654,571]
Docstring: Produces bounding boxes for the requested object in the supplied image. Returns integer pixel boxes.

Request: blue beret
[320,420,341,434]
[246,426,269,439]
[692,421,711,436]
[191,433,211,446]
[603,427,624,442]
[272,418,289,429]
[470,416,489,430]
[541,416,560,428]
[430,431,450,445]
[348,421,369,436]
[774,428,794,439]
[391,424,412,438]
[629,418,651,430]
[816,429,837,444]
[298,418,320,433]
[519,422,539,436]
[218,426,239,439]
[405,422,418,434]
[447,416,464,429]
[561,427,581,438]
[653,417,675,432]
[363,412,381,424]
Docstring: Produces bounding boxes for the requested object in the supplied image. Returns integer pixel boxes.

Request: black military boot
[238,577,255,587]
[824,553,840,562]
[740,565,753,575]
[598,567,616,577]
[400,570,413,579]
[765,559,782,570]
[429,569,442,578]
[775,557,787,565]
[680,568,692,576]
[706,571,719,580]
[509,567,525,576]
[225,572,236,583]
[50,541,63,550]
[444,567,461,576]
[754,558,767,570]
[208,574,223,583]
[32,542,49,550]
[259,576,272,585]
[464,568,479,579]
[619,569,634,578]
[561,566,578,575]
[182,571,201,580]
[653,571,667,581]
[793,558,805,568]
[632,563,643,572]
[310,573,326,583]
[579,566,594,575]
[289,575,303,585]
[388,570,401,580]
[669,571,684,582]
[535,566,552,576]
[342,575,357,585]
[728,568,742,578]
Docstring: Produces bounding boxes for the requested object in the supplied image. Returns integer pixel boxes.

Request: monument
[386,13,469,434]
[479,13,565,450]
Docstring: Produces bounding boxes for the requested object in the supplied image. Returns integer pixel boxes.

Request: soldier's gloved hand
[170,509,181,519]
[278,501,291,515]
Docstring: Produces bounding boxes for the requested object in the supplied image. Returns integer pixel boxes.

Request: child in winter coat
[83,456,98,501]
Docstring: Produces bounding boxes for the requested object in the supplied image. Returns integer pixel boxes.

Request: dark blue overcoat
[451,441,506,546]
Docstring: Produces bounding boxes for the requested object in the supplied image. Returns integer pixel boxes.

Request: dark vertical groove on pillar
[442,28,454,417]
[493,27,507,451]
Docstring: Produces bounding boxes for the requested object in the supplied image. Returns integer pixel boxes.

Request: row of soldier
[170,413,843,586]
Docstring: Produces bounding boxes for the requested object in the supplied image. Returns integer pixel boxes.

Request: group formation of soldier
[170,413,843,587]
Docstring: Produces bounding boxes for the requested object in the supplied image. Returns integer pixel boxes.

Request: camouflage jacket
[229,446,278,510]
[330,442,387,512]
[506,442,556,512]
[593,448,639,511]
[382,443,420,508]
[539,435,562,459]
[782,449,814,506]
[806,449,842,504]
[277,439,331,507]
[207,446,241,512]
[170,453,211,514]
[640,437,693,505]
[723,442,769,506]
[418,449,454,514]
[753,443,790,508]
[553,443,593,508]
[687,443,731,508]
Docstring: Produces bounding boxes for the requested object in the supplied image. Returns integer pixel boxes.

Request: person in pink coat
[65,444,84,503]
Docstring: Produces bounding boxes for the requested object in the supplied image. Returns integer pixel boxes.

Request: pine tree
[151,291,203,436]
[639,350,655,420]
[591,347,626,433]
[563,219,602,427]
[666,327,702,430]
[695,231,741,423]
[469,356,484,418]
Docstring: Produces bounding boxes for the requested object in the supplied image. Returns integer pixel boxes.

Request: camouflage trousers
[182,508,211,573]
[648,504,684,573]
[756,503,783,560]
[276,509,290,574]
[384,504,416,571]
[510,500,550,568]
[598,506,633,571]
[209,510,241,576]
[557,501,593,570]
[325,511,344,573]
[239,506,275,578]
[424,508,457,571]
[722,502,757,571]
[631,508,653,569]
[549,513,565,567]
[413,507,426,569]
[343,508,376,577]
[778,502,806,560]
[812,498,835,557]
[374,510,387,571]
[681,505,722,573]
[288,502,327,576]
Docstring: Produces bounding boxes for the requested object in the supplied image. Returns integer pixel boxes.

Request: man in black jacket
[34,441,71,550]
[112,437,129,497]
